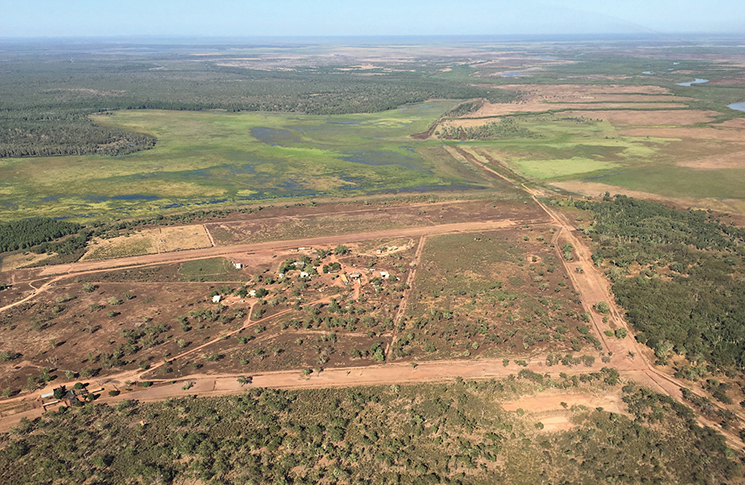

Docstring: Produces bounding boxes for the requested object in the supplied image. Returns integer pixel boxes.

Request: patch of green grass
[588,166,745,199]
[515,158,620,179]
[178,258,248,282]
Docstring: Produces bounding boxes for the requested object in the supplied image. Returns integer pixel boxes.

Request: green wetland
[0,101,491,221]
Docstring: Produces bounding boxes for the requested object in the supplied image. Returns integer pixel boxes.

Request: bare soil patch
[721,119,745,130]
[559,109,718,126]
[155,225,212,252]
[501,390,626,414]
[467,84,685,118]
[708,77,745,86]
[82,232,156,261]
[402,227,601,361]
[618,126,745,142]
[82,224,211,261]
[472,102,688,117]
[676,149,745,169]
[206,200,543,246]
[501,390,628,432]
[498,84,672,97]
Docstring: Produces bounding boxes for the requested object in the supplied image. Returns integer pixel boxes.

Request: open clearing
[467,84,689,118]
[0,185,743,451]
[0,252,53,272]
[558,109,719,126]
[81,224,212,261]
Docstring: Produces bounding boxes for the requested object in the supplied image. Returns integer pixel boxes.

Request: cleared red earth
[0,189,743,450]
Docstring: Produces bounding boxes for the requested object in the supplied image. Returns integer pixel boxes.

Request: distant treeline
[0,55,517,159]
[571,195,745,370]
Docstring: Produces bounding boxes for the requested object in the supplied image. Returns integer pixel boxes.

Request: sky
[1,0,744,38]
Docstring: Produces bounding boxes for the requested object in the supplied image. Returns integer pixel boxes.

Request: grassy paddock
[178,258,249,282]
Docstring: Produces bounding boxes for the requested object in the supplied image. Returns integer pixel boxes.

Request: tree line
[0,54,518,159]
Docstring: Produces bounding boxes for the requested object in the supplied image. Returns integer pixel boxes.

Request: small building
[340,274,349,285]
[249,290,257,297]
[234,263,243,270]
[212,295,222,303]
[293,261,305,268]
[349,273,361,279]
[278,273,285,279]
[300,272,310,278]
[380,271,390,279]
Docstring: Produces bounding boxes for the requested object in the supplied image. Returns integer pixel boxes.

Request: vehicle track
[1,169,743,447]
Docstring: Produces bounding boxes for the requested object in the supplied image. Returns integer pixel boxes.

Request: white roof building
[212,295,222,303]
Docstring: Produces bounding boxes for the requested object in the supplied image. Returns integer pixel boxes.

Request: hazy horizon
[2,0,744,39]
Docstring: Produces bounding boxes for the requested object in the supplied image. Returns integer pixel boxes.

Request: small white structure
[300,271,310,278]
[212,295,222,303]
[380,271,390,279]
[293,261,305,268]
[278,273,285,279]
[349,273,361,279]
[234,263,243,269]
[249,290,257,297]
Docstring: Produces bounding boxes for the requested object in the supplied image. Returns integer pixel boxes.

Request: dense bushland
[571,195,745,370]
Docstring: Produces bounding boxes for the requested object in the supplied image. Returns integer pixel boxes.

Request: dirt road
[0,219,528,315]
[36,220,527,277]
[0,163,742,448]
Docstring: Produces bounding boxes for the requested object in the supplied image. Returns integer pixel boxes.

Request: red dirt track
[1,181,743,449]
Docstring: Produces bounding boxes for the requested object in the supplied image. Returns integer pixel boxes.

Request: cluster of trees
[0,205,270,258]
[0,52,517,159]
[0,380,737,484]
[437,118,540,140]
[0,112,156,158]
[0,218,82,253]
[444,99,485,117]
[573,195,745,370]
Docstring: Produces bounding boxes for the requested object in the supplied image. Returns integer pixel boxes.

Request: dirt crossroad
[1,165,743,449]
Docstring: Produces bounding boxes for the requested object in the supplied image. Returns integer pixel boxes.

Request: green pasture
[178,258,249,282]
[452,116,666,179]
[0,100,495,221]
[453,113,745,199]
[587,166,745,199]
